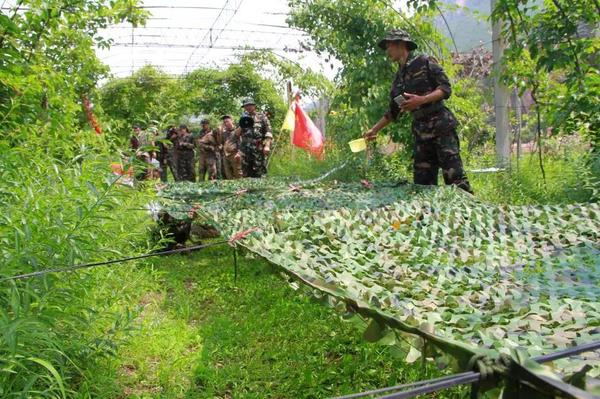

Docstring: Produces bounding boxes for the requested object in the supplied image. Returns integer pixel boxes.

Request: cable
[535,340,600,363]
[137,6,236,10]
[207,0,244,49]
[103,27,307,36]
[0,240,229,282]
[0,223,261,282]
[183,0,233,73]
[111,43,296,51]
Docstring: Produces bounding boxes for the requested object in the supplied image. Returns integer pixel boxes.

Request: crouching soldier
[154,210,191,251]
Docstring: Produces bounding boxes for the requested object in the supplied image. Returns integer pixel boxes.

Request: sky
[94,0,339,80]
[1,0,480,83]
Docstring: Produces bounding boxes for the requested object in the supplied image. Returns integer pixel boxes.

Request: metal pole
[233,246,238,284]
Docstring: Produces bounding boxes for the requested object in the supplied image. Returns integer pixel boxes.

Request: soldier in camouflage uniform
[220,115,243,179]
[363,30,472,193]
[157,126,178,182]
[239,98,273,178]
[196,119,218,181]
[175,124,196,182]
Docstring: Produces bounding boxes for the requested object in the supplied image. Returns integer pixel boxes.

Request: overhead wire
[188,0,246,72]
[182,0,233,73]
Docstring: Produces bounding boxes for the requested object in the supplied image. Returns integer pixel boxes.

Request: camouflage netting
[157,178,600,391]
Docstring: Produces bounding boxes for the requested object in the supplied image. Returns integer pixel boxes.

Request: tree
[181,56,288,127]
[0,1,148,151]
[98,65,184,132]
[287,0,453,146]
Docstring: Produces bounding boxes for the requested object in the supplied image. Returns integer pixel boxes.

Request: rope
[1,228,259,282]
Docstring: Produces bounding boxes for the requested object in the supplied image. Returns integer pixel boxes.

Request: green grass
[71,145,597,398]
[80,245,465,398]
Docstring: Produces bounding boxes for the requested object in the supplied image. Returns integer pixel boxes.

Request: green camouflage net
[158,178,600,382]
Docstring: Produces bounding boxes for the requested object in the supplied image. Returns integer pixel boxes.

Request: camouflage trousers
[167,158,178,181]
[223,153,243,180]
[198,151,217,181]
[413,128,473,194]
[175,152,196,182]
[241,143,267,178]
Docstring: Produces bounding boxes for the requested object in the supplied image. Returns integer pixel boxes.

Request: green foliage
[286,0,493,172]
[490,0,600,147]
[0,137,155,396]
[98,52,332,138]
[181,56,287,128]
[0,0,148,149]
[97,65,186,140]
[467,151,600,205]
[288,0,410,144]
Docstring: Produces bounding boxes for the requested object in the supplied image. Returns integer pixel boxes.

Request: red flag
[292,100,324,158]
[82,95,102,135]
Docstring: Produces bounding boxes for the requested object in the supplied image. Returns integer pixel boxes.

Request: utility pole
[491,0,510,168]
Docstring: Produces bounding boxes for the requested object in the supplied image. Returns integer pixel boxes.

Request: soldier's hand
[401,92,425,111]
[363,129,377,142]
[263,146,271,156]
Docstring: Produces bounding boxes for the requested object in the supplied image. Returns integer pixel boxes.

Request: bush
[0,136,154,396]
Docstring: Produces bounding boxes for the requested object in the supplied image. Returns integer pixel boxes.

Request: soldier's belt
[412,102,444,120]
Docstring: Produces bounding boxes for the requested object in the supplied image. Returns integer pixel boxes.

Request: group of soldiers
[133,29,473,196]
[130,97,273,182]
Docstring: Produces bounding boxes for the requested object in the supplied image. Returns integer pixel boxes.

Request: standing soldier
[130,125,155,180]
[220,115,243,179]
[196,119,218,181]
[175,124,196,182]
[363,30,472,193]
[239,98,272,178]
[157,126,179,182]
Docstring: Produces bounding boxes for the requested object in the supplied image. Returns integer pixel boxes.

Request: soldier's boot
[437,130,473,194]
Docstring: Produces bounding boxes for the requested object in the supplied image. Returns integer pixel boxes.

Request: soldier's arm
[262,116,273,148]
[384,98,401,122]
[402,89,446,111]
[364,116,392,141]
[426,58,452,99]
[182,136,195,149]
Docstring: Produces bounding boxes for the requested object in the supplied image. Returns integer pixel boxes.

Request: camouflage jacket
[385,54,457,138]
[221,126,241,157]
[241,112,273,148]
[195,129,218,154]
[175,133,195,153]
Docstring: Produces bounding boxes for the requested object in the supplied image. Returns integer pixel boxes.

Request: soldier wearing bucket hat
[239,97,273,178]
[363,29,472,194]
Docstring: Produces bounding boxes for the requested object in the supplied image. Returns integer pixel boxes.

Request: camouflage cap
[241,97,256,107]
[377,29,417,51]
